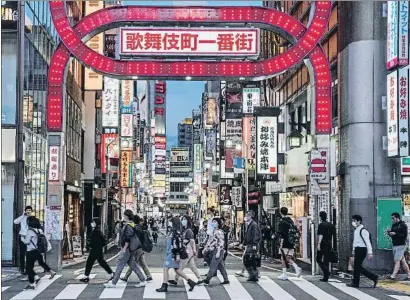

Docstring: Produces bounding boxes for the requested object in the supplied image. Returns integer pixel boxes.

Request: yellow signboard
[120,151,132,188]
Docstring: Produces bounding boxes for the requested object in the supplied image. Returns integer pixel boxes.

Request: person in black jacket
[80,218,113,282]
[243,211,261,282]
[387,212,410,280]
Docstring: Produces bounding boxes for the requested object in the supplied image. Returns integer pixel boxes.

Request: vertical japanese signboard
[49,146,59,181]
[387,1,399,69]
[205,98,218,127]
[226,82,243,118]
[231,187,242,209]
[387,71,399,157]
[225,119,242,145]
[102,77,120,127]
[194,144,202,172]
[243,116,256,163]
[399,67,409,157]
[121,114,133,137]
[192,110,201,144]
[243,86,260,114]
[155,81,166,136]
[256,116,278,181]
[120,151,132,188]
[121,80,134,114]
[205,130,216,160]
[219,184,232,205]
[400,1,409,66]
[101,134,119,173]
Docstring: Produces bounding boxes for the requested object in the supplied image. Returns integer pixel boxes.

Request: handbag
[329,249,338,263]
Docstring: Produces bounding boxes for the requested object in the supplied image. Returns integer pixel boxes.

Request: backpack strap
[359,228,370,247]
[29,229,38,249]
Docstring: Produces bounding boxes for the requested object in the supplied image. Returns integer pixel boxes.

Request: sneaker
[220,281,230,285]
[120,277,128,282]
[203,279,210,286]
[135,281,147,288]
[196,280,204,285]
[104,282,117,288]
[23,284,35,290]
[295,267,302,278]
[49,270,57,279]
[146,277,153,282]
[34,275,41,284]
[168,280,177,286]
[79,277,89,283]
[278,274,288,281]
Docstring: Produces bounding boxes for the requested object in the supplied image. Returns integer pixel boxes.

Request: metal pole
[13,1,25,268]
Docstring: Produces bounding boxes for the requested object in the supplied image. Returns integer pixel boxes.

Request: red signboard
[101,134,119,173]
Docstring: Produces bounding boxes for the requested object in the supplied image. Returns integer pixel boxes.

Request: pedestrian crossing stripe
[1,272,408,300]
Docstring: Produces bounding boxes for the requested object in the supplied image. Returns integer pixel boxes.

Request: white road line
[2,286,10,292]
[184,274,210,300]
[73,253,119,275]
[11,275,62,300]
[99,282,127,299]
[258,276,296,300]
[218,275,253,300]
[388,296,410,300]
[328,279,341,283]
[143,272,165,299]
[329,282,378,300]
[54,284,88,299]
[74,274,97,280]
[288,277,338,300]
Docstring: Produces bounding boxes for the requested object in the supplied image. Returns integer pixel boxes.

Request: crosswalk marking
[329,282,378,300]
[218,275,253,300]
[10,275,62,300]
[288,277,338,300]
[54,284,87,300]
[99,281,127,299]
[143,272,165,299]
[184,274,210,300]
[2,287,10,292]
[389,296,410,300]
[257,276,296,300]
[74,274,97,280]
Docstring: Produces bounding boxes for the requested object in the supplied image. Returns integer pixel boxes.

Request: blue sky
[128,0,262,136]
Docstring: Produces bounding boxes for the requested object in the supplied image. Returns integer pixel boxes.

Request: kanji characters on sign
[102,77,120,127]
[256,116,278,180]
[49,146,59,181]
[398,68,409,156]
[387,71,399,157]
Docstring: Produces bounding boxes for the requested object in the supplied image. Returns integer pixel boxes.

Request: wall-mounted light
[288,129,303,149]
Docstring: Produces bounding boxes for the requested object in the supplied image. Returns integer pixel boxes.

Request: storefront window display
[63,193,84,259]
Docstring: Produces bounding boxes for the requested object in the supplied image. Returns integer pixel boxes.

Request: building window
[66,93,82,162]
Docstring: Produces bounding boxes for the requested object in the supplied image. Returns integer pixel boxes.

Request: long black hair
[182,215,193,229]
[170,217,182,234]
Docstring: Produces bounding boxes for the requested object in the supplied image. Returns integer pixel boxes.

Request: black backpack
[285,219,300,247]
[141,230,153,253]
[30,229,48,254]
[172,232,188,259]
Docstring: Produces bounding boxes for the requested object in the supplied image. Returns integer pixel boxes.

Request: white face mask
[352,221,358,228]
[91,222,96,228]
[168,221,172,228]
[181,220,188,227]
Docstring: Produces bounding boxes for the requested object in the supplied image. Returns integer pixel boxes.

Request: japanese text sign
[155,81,166,136]
[219,184,232,206]
[231,187,242,209]
[102,77,120,127]
[399,67,409,156]
[120,28,260,57]
[120,151,132,188]
[121,114,133,137]
[194,144,202,173]
[388,70,399,157]
[49,146,59,181]
[121,80,134,114]
[256,116,278,180]
[400,1,409,66]
[225,119,243,144]
[243,87,260,114]
[102,134,119,173]
[387,2,399,69]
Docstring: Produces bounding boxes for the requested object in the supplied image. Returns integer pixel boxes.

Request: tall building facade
[178,118,193,160]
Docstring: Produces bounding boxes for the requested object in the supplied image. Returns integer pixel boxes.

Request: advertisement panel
[121,137,133,151]
[225,119,242,145]
[220,81,227,122]
[399,67,409,157]
[101,134,119,173]
[194,144,202,172]
[400,2,409,66]
[121,80,134,114]
[120,28,260,57]
[171,148,189,162]
[256,116,278,181]
[120,151,132,187]
[84,34,104,90]
[104,34,116,58]
[155,81,166,135]
[243,87,260,114]
[205,130,216,160]
[231,187,242,209]
[192,110,201,144]
[102,77,120,127]
[205,98,218,127]
[242,116,256,161]
[226,82,243,118]
[121,114,133,137]
[219,184,232,206]
[136,81,148,123]
[387,1,399,69]
[49,146,59,181]
[387,70,399,157]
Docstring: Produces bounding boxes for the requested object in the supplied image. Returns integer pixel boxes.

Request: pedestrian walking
[156,217,197,293]
[347,215,378,288]
[14,205,33,276]
[316,211,335,282]
[387,212,410,280]
[104,210,147,288]
[114,221,122,249]
[80,218,113,282]
[22,216,56,290]
[277,207,302,280]
[169,215,203,286]
[202,217,229,285]
[207,208,216,236]
[220,217,230,261]
[120,215,153,282]
[152,219,159,245]
[197,220,208,263]
[242,211,261,282]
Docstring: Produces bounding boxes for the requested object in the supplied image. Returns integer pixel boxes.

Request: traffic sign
[309,148,329,183]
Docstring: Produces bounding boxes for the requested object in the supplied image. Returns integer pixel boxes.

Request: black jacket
[243,220,261,251]
[391,220,408,246]
[278,217,294,249]
[88,228,106,252]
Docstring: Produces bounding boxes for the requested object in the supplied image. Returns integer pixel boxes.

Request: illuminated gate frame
[48,2,332,134]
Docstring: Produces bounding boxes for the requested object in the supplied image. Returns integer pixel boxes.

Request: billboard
[120,151,132,188]
[49,146,60,181]
[243,86,260,114]
[192,109,201,144]
[120,28,260,57]
[120,114,133,137]
[387,2,399,69]
[399,67,409,157]
[121,80,134,114]
[205,98,218,127]
[256,116,278,181]
[102,77,120,127]
[205,130,216,160]
[136,80,148,123]
[155,81,166,135]
[226,82,243,118]
[225,119,242,145]
[388,70,399,157]
[101,134,119,173]
[171,148,189,163]
[243,116,256,161]
[194,144,202,172]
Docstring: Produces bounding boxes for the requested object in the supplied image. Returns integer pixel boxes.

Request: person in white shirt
[13,205,33,275]
[348,215,378,288]
[206,208,215,236]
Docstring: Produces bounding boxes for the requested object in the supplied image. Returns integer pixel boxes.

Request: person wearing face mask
[348,215,378,288]
[207,207,216,236]
[80,218,113,282]
[14,205,33,276]
[242,211,261,282]
[168,216,203,286]
[197,220,208,261]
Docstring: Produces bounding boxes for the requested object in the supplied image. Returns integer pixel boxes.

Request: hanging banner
[243,87,260,114]
[192,110,201,143]
[387,1,399,69]
[220,81,227,122]
[101,133,119,173]
[231,187,242,209]
[225,119,242,145]
[399,67,409,157]
[388,70,399,157]
[121,114,133,137]
[121,80,134,114]
[219,184,232,205]
[205,130,216,160]
[194,144,202,172]
[256,116,278,181]
[102,77,120,127]
[49,146,60,181]
[243,116,256,162]
[205,98,219,127]
[120,151,132,187]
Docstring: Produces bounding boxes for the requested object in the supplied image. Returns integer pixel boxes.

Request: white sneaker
[104,282,117,288]
[135,281,147,288]
[278,274,288,281]
[295,267,302,278]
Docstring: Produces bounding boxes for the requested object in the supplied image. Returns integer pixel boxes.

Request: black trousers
[353,247,377,285]
[244,252,258,280]
[85,250,113,276]
[19,238,27,273]
[316,250,330,281]
[26,250,51,284]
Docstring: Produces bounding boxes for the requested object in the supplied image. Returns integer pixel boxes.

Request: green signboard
[377,197,402,250]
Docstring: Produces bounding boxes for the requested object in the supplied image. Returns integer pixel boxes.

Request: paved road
[2,243,409,300]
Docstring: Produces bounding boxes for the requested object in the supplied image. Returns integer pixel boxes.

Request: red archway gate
[47,2,332,134]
